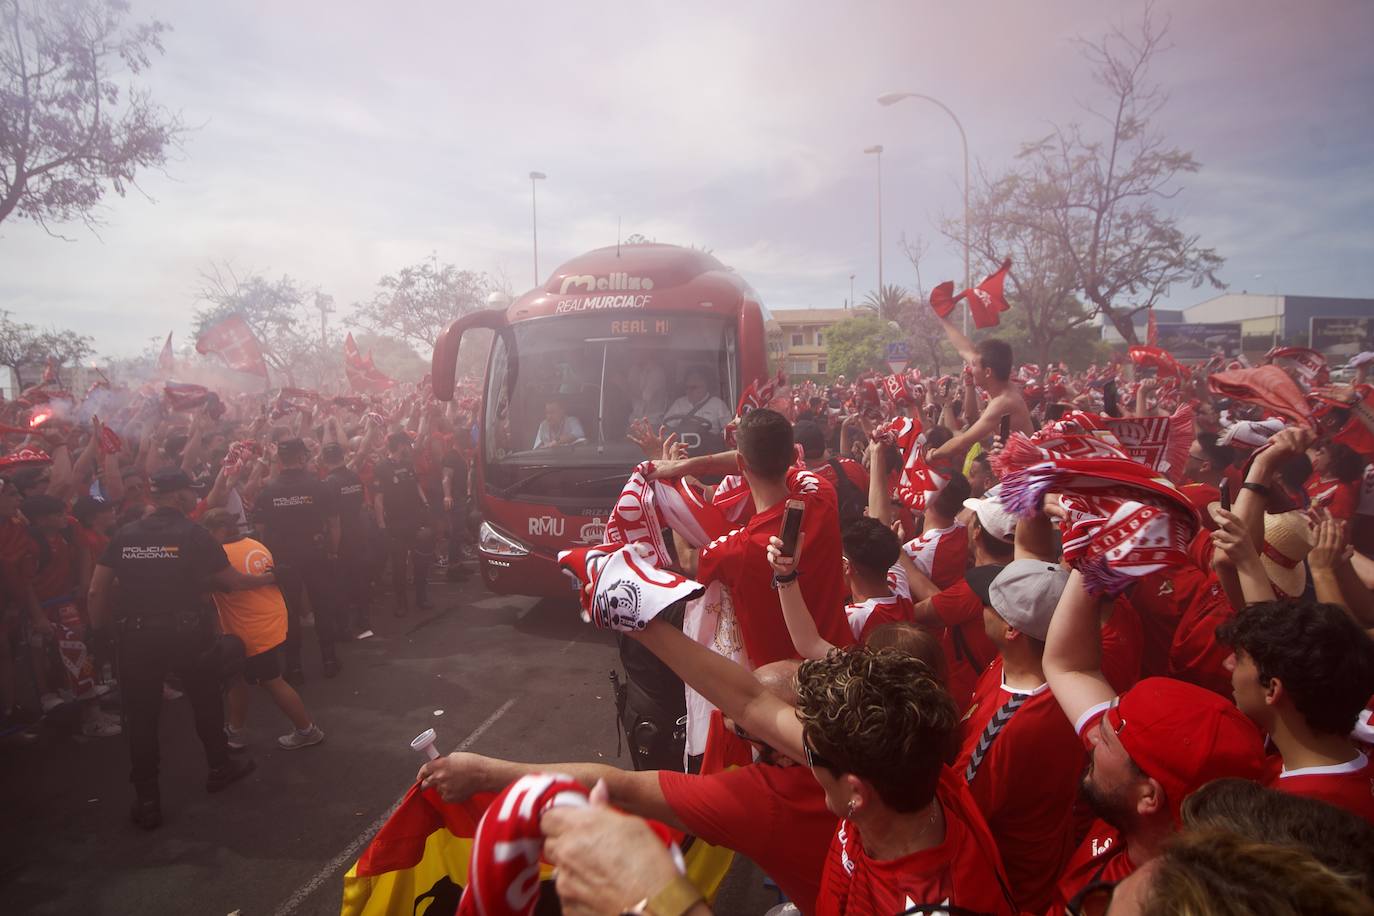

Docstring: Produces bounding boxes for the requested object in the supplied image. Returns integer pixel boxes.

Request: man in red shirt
[1218,599,1374,823]
[956,560,1084,913]
[655,409,853,666]
[1044,570,1265,913]
[902,473,970,590]
[417,661,839,914]
[617,617,1015,915]
[794,419,869,510]
[840,519,913,644]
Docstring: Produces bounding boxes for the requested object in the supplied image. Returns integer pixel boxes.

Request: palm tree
[859,284,913,325]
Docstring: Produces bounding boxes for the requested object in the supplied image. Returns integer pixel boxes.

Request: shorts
[242,644,283,685]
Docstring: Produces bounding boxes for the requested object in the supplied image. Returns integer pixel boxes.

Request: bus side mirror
[431,311,509,401]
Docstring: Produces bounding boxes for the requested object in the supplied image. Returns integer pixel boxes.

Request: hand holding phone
[1219,478,1231,512]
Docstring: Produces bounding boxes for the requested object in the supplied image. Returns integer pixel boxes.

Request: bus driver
[533,398,587,449]
[663,366,732,433]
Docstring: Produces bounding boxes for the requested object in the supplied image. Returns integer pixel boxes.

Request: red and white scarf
[872,416,947,511]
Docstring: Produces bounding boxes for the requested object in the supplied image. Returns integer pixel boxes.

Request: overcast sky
[2,0,1371,358]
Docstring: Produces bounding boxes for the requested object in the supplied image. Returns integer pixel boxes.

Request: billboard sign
[1309,317,1374,361]
[1152,322,1243,359]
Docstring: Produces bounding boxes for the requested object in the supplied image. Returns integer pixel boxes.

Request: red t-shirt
[903,522,968,590]
[29,527,77,602]
[814,457,870,499]
[955,660,1085,913]
[1051,820,1134,915]
[929,574,999,713]
[1265,751,1374,824]
[659,764,835,915]
[697,468,854,666]
[1305,473,1358,521]
[1101,597,1143,695]
[845,593,914,644]
[1126,558,1232,694]
[815,767,1015,916]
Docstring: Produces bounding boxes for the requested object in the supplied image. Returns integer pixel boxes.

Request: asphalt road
[0,571,777,916]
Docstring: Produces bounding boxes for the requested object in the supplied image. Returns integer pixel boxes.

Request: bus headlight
[479,521,530,557]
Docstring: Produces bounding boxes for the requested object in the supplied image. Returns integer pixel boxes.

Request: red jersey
[815,768,1015,916]
[929,574,999,713]
[1126,559,1232,695]
[845,593,913,644]
[1266,751,1374,824]
[814,457,869,498]
[955,660,1084,912]
[1051,820,1134,915]
[29,527,77,602]
[697,467,854,666]
[903,522,968,590]
[1305,473,1358,521]
[1101,597,1143,695]
[659,764,835,915]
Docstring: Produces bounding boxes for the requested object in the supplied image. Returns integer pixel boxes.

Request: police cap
[149,468,194,495]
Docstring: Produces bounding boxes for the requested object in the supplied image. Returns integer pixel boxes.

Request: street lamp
[877,91,970,334]
[863,145,884,295]
[849,273,855,310]
[529,171,546,286]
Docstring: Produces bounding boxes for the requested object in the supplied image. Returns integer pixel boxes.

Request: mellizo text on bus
[432,243,769,597]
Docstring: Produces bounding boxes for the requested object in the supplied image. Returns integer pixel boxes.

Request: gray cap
[963,483,1018,543]
[986,558,1070,641]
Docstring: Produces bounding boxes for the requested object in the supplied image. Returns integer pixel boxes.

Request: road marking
[271,698,518,916]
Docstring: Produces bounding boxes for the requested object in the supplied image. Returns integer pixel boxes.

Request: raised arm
[1044,569,1117,727]
[935,311,978,365]
[866,440,892,526]
[766,534,836,660]
[630,619,805,763]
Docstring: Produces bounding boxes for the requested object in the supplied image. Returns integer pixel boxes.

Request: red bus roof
[506,243,759,321]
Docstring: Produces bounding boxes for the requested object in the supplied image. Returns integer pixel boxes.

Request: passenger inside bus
[532,398,587,449]
[662,366,732,432]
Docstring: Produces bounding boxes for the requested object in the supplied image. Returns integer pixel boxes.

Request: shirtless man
[928,311,1032,464]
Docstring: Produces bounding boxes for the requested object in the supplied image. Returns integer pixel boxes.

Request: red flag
[196,315,268,377]
[1128,345,1189,382]
[163,381,212,411]
[929,281,958,319]
[734,370,786,417]
[343,333,396,393]
[157,332,175,375]
[1146,308,1158,347]
[964,259,1012,329]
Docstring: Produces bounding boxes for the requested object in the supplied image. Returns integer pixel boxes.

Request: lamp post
[849,273,855,310]
[877,91,970,334]
[529,171,546,286]
[863,146,884,296]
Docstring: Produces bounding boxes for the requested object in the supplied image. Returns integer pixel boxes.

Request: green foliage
[825,315,904,379]
[352,333,428,383]
[858,284,914,325]
[0,310,96,387]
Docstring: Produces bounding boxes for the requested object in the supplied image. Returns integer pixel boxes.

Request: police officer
[320,443,372,637]
[87,469,269,830]
[374,432,434,615]
[255,438,340,684]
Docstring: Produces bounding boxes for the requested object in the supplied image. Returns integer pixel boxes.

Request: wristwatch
[620,875,704,916]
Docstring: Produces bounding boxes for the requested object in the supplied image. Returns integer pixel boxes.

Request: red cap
[1107,677,1264,823]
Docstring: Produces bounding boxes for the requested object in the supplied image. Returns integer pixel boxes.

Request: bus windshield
[483,313,739,491]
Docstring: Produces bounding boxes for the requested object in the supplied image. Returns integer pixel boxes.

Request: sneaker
[40,693,66,713]
[354,629,375,641]
[81,717,122,738]
[206,757,256,793]
[277,724,325,750]
[162,683,183,701]
[225,725,248,750]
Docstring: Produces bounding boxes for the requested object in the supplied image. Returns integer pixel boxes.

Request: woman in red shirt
[1305,440,1366,521]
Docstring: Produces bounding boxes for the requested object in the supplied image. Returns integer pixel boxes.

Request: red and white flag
[343,333,396,392]
[927,259,1013,329]
[196,315,268,378]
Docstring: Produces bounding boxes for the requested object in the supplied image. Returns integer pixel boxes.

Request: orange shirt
[211,537,287,656]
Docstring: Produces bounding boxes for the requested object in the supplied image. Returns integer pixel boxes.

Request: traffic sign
[885,340,911,375]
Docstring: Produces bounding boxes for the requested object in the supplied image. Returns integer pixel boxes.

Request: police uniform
[255,465,340,679]
[100,482,237,804]
[373,455,433,612]
[324,462,371,632]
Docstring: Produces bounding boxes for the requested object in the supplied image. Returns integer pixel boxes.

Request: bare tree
[0,309,94,387]
[0,0,185,234]
[899,233,959,376]
[350,256,490,351]
[990,6,1224,344]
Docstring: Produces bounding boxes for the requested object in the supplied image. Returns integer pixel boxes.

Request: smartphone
[1219,478,1231,512]
[779,498,805,559]
[999,414,1011,442]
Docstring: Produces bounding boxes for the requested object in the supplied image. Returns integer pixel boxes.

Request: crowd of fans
[416,311,1374,915]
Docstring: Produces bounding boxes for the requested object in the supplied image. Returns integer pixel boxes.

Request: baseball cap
[1217,418,1284,450]
[149,468,194,495]
[963,483,1018,543]
[982,559,1070,641]
[1107,677,1265,823]
[964,565,1007,608]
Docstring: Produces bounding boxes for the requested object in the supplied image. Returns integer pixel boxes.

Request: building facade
[767,307,852,377]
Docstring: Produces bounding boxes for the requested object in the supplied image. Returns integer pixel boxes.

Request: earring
[845,798,858,818]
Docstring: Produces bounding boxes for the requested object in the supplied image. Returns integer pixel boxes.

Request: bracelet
[621,875,704,916]
[1241,482,1271,496]
[771,570,800,589]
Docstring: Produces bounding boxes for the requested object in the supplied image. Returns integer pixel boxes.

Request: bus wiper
[495,466,559,498]
[571,471,634,489]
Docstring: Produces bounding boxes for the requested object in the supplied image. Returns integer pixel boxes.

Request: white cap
[963,483,1018,543]
[1344,351,1374,370]
[1217,418,1285,450]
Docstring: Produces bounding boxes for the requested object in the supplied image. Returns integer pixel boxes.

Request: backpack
[827,458,867,529]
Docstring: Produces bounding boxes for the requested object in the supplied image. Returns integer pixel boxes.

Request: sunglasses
[803,735,837,772]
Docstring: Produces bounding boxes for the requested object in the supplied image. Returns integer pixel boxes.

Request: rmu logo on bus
[528,516,566,537]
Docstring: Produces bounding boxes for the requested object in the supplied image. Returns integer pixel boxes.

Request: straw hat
[1259,510,1315,598]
